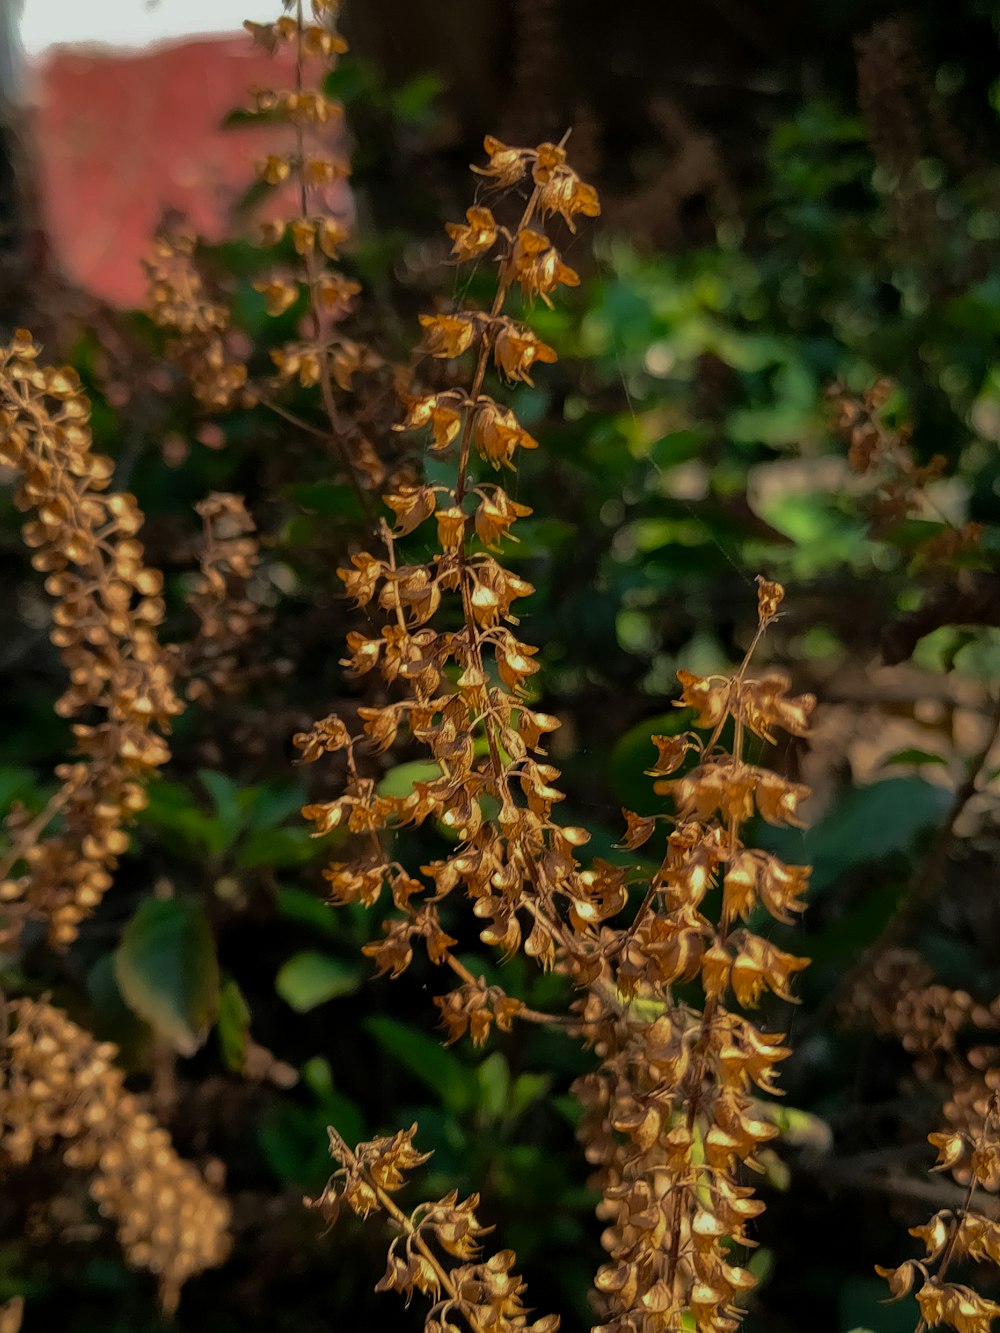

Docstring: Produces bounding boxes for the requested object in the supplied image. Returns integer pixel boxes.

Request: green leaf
[801,884,901,963]
[881,748,948,769]
[275,952,362,1013]
[366,1015,476,1115]
[475,1052,510,1127]
[301,1054,337,1101]
[764,1103,833,1152]
[763,777,951,895]
[649,429,707,470]
[285,480,367,521]
[138,779,217,855]
[301,1056,366,1146]
[507,1071,552,1124]
[0,766,41,812]
[390,73,443,127]
[322,58,378,106]
[839,1277,917,1333]
[257,1103,338,1192]
[85,952,151,1065]
[199,770,248,854]
[377,760,442,800]
[954,628,1000,679]
[222,107,287,129]
[217,976,251,1073]
[114,899,219,1056]
[237,827,314,869]
[275,885,341,937]
[246,782,308,830]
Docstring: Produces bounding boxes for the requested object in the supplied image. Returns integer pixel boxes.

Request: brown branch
[323,1127,490,1333]
[817,689,1000,1031]
[805,1156,991,1216]
[0,787,70,883]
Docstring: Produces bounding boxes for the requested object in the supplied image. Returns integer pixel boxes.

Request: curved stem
[324,1127,490,1333]
[0,787,69,883]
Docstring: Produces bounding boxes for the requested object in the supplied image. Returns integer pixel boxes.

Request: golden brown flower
[471,135,528,188]
[510,229,580,306]
[472,401,539,469]
[445,207,499,261]
[418,312,479,359]
[401,394,465,452]
[493,321,558,384]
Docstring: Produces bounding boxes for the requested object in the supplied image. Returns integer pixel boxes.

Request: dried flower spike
[0,332,181,949]
[0,999,231,1314]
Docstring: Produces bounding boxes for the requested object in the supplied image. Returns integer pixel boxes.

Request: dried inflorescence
[145,228,253,412]
[843,949,1000,1199]
[146,2,389,496]
[577,578,814,1333]
[878,1094,1000,1333]
[294,135,603,1022]
[0,999,231,1315]
[298,135,817,1332]
[844,954,1000,1327]
[308,1125,558,1333]
[183,491,269,703]
[842,949,1000,1082]
[245,0,386,494]
[827,379,982,562]
[0,331,182,949]
[0,1295,23,1333]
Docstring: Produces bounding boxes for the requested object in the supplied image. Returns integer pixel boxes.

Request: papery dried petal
[418,313,478,359]
[471,135,527,187]
[445,207,499,261]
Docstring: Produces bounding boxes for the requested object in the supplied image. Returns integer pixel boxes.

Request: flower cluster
[828,378,982,561]
[0,999,231,1314]
[878,1095,1000,1333]
[308,1125,558,1333]
[296,136,819,1332]
[843,949,998,1082]
[291,134,619,1323]
[294,137,603,1022]
[0,332,182,949]
[146,3,389,495]
[145,228,252,411]
[575,579,813,1333]
[183,492,268,703]
[244,0,385,494]
[844,949,1000,1200]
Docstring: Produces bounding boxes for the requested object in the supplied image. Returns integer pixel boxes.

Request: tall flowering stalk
[0,332,181,950]
[0,338,238,1311]
[299,136,816,1333]
[148,0,386,499]
[294,136,603,1031]
[578,578,813,1332]
[247,0,385,498]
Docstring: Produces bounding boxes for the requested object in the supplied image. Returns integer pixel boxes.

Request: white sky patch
[19,0,260,55]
